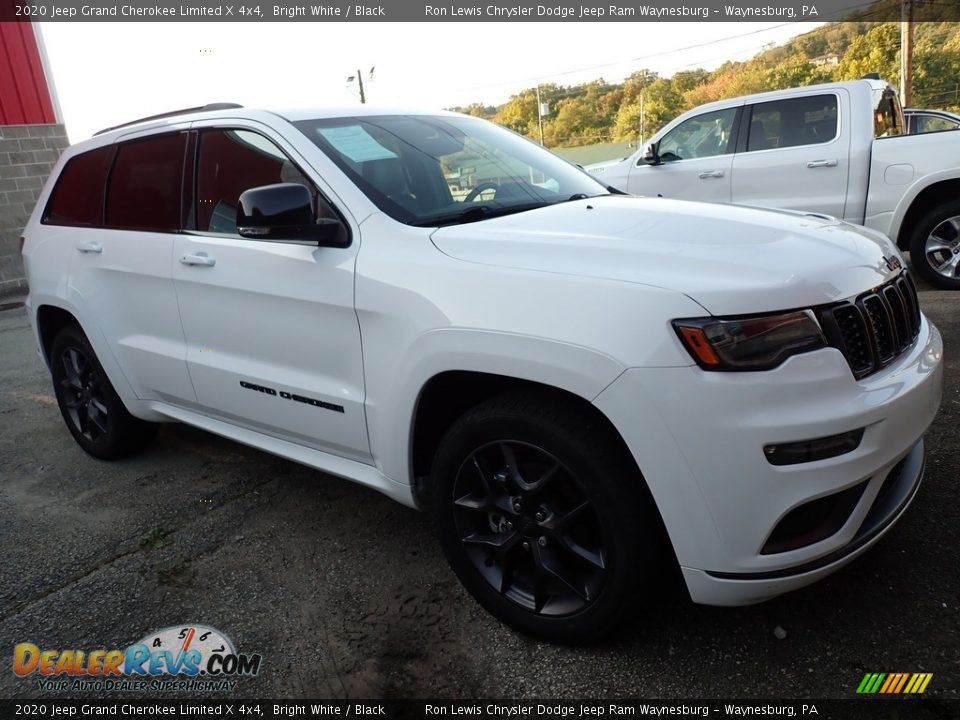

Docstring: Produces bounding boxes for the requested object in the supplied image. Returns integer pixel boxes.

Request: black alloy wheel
[57,344,111,443]
[432,392,668,643]
[452,440,607,616]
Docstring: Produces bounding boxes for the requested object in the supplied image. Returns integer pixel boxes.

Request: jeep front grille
[818,273,922,380]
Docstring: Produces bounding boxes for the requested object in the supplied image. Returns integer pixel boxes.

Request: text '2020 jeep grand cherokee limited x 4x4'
[22,105,943,642]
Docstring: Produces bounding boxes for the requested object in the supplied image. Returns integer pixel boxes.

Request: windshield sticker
[317,125,397,163]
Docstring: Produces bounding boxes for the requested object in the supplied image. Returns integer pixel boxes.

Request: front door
[627,106,739,203]
[172,125,370,463]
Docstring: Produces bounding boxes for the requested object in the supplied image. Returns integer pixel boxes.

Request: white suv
[22,105,943,642]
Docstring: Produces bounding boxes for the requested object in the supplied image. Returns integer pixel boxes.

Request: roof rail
[93,103,244,136]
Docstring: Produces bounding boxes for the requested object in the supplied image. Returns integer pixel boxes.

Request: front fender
[366,327,627,487]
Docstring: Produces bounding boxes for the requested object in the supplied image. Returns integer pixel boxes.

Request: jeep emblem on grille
[885,255,903,271]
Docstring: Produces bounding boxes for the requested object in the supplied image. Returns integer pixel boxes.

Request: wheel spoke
[67,348,86,379]
[87,402,109,435]
[559,535,606,570]
[59,377,82,393]
[924,240,951,256]
[556,500,590,528]
[462,530,518,550]
[61,354,83,388]
[534,544,590,603]
[498,442,528,489]
[453,493,488,511]
[947,216,960,238]
[62,397,83,410]
[934,253,960,276]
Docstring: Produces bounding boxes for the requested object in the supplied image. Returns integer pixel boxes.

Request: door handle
[698,170,725,179]
[76,241,102,254]
[180,253,216,267]
[806,159,838,168]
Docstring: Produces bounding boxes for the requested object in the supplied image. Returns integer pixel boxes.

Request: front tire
[50,325,157,460]
[431,392,667,643]
[908,200,960,290]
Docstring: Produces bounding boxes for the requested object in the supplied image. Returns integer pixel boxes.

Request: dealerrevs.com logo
[13,624,262,693]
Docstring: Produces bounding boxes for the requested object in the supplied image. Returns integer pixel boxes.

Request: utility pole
[347,67,374,104]
[356,68,366,104]
[901,0,914,107]
[536,85,545,146]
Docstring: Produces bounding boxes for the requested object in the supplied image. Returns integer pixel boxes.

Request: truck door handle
[180,253,216,267]
[806,159,838,168]
[75,241,102,254]
[698,170,725,179]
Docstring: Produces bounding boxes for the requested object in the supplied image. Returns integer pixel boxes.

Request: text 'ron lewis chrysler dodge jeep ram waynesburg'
[22,105,943,642]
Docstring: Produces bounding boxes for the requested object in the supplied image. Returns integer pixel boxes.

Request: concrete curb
[0,295,26,312]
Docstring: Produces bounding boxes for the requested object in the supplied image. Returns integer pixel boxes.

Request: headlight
[673,310,826,371]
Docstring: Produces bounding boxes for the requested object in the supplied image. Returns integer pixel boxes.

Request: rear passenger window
[746,95,838,151]
[196,129,315,234]
[43,146,114,227]
[105,134,186,231]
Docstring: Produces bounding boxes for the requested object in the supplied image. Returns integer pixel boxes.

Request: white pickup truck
[588,79,960,289]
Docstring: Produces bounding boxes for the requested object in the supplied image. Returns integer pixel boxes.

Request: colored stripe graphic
[857,672,932,694]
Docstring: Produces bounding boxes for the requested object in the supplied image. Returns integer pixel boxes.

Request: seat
[749,119,771,151]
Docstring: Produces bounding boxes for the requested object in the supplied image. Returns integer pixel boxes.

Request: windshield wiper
[411,201,550,228]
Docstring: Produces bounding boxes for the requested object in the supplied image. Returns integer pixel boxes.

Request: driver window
[658,108,737,163]
[196,129,322,234]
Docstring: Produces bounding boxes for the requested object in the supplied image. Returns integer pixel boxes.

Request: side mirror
[641,142,660,165]
[237,183,345,247]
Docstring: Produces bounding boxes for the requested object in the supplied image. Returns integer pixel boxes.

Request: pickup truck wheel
[909,200,960,289]
[50,325,157,460]
[431,393,663,643]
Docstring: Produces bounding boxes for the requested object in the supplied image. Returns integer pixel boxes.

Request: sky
[38,21,824,142]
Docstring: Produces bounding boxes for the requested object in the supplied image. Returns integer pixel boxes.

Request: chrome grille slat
[821,273,920,380]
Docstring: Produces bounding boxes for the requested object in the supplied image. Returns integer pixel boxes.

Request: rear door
[60,133,197,404]
[626,106,740,203]
[171,123,370,462]
[731,92,851,218]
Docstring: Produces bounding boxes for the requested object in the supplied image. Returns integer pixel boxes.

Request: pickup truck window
[658,108,736,162]
[873,87,905,138]
[746,95,838,152]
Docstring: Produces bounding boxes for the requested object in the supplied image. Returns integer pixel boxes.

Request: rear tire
[908,199,960,290]
[50,325,157,460]
[430,391,668,643]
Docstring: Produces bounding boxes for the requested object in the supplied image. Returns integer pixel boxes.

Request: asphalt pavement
[0,286,958,703]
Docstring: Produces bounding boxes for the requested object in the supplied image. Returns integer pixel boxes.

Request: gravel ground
[0,284,957,703]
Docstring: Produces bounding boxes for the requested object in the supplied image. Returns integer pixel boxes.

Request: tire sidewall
[50,326,134,459]
[909,200,960,290]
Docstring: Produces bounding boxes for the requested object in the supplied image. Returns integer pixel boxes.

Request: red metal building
[0,22,58,124]
[0,21,67,297]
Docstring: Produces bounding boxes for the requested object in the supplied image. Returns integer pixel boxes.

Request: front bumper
[593,317,943,606]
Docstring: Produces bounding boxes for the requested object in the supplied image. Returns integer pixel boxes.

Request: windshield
[294,114,609,226]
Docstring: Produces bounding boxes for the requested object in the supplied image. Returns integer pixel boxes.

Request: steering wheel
[463,182,501,203]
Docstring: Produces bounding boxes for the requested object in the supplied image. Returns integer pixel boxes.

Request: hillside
[451,20,960,149]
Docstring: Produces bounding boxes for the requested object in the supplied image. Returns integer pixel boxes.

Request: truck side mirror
[641,142,660,166]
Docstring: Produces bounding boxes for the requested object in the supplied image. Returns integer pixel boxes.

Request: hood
[430,196,902,316]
